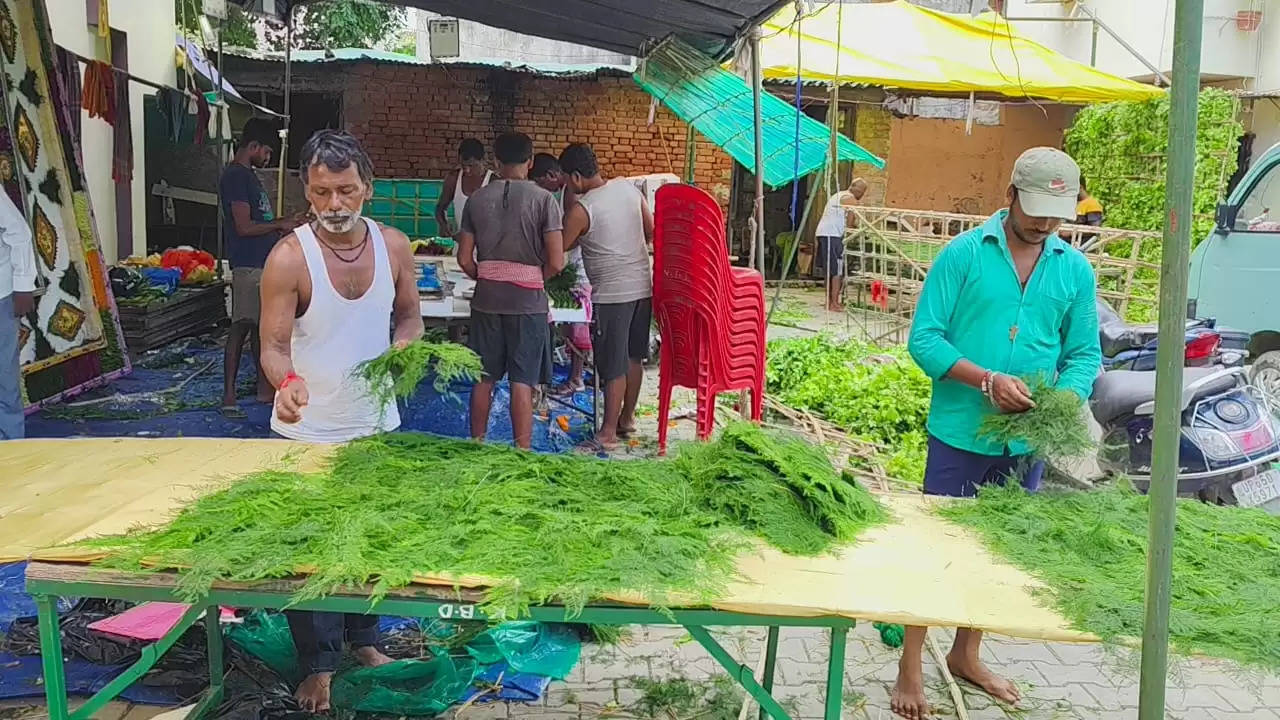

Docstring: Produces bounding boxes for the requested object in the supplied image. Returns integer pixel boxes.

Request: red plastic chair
[653,184,765,454]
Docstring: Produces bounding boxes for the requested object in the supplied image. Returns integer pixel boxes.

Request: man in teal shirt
[892,148,1101,719]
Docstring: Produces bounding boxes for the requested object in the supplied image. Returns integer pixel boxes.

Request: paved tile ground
[485,623,1280,720]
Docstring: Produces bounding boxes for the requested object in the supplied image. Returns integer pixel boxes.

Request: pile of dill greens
[355,340,483,412]
[977,377,1094,464]
[938,482,1280,670]
[79,423,886,618]
[765,336,931,484]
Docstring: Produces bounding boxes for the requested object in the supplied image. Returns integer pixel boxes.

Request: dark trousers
[285,610,380,675]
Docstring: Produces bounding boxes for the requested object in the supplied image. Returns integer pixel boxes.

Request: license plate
[1233,469,1280,508]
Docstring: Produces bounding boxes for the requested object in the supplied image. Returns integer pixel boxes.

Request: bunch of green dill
[355,340,483,413]
[977,377,1094,463]
[938,482,1280,671]
[79,423,886,619]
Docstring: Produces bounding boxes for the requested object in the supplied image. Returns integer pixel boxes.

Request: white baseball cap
[1011,147,1081,220]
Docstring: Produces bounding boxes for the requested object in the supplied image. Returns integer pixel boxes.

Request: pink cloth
[477,260,544,290]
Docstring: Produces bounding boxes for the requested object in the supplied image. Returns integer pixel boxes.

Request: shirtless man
[258,129,424,711]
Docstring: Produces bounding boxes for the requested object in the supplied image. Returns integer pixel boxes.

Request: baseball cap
[1011,147,1080,220]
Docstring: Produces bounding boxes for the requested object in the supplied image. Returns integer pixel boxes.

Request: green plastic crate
[368,179,449,239]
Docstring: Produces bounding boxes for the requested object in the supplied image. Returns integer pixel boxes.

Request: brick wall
[337,63,734,205]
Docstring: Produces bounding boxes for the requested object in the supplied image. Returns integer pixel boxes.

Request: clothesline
[60,45,288,119]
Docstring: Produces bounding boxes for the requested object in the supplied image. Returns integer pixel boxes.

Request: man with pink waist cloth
[457,132,565,449]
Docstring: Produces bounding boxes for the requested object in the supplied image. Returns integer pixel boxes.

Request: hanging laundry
[154,87,186,143]
[81,61,116,125]
[112,63,132,183]
[194,92,210,145]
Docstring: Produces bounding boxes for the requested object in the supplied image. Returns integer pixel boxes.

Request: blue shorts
[923,434,1044,498]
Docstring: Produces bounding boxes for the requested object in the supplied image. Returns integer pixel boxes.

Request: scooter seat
[1090,367,1240,425]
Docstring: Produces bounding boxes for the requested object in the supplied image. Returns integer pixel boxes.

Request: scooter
[1090,366,1280,513]
[1097,298,1247,371]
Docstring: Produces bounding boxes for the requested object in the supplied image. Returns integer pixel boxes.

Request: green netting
[330,656,480,716]
[368,179,449,240]
[635,36,884,189]
[464,622,581,680]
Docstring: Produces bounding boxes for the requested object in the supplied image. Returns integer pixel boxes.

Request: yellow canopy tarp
[0,437,1092,642]
[758,0,1164,104]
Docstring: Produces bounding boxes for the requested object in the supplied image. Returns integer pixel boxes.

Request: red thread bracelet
[280,373,303,390]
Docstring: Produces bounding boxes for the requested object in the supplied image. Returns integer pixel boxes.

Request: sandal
[219,405,247,420]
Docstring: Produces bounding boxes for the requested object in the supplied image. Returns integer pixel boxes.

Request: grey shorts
[814,237,844,279]
[231,267,263,324]
[593,297,652,383]
[470,310,552,387]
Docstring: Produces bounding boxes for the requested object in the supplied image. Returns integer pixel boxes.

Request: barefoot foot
[890,657,930,720]
[295,672,334,713]
[354,645,394,668]
[946,652,1020,705]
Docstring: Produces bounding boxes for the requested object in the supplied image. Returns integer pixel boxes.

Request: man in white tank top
[435,138,492,237]
[258,130,424,712]
[559,143,654,451]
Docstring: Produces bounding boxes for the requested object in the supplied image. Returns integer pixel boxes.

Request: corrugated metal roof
[222,46,634,77]
[635,37,883,189]
[234,0,788,59]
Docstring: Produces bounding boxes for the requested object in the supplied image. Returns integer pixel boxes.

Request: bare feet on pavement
[354,646,394,668]
[295,672,334,713]
[947,651,1021,705]
[890,656,930,720]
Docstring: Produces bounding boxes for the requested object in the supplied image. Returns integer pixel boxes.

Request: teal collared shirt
[907,210,1101,456]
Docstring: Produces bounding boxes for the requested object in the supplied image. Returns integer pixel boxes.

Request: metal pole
[1090,20,1100,67]
[215,16,226,278]
[1074,2,1171,86]
[1137,0,1202,717]
[276,7,293,212]
[683,125,696,183]
[750,28,765,273]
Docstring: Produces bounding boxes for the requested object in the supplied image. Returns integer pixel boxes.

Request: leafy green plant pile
[355,340,483,412]
[938,483,1280,670]
[766,335,931,484]
[79,423,885,617]
[1065,88,1241,321]
[546,262,581,309]
[977,378,1093,465]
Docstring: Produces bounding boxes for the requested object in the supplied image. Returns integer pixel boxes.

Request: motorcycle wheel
[1249,350,1280,398]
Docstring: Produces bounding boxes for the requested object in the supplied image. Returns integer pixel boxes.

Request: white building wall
[47,0,176,262]
[412,10,633,68]
[1003,0,1265,84]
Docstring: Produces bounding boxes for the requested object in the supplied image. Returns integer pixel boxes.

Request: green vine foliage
[1065,88,1241,321]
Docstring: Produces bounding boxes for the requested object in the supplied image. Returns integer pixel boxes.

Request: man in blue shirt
[894,148,1101,719]
[219,119,302,418]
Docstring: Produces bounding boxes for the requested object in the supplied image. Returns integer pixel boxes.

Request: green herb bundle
[977,377,1094,463]
[546,262,581,309]
[79,423,885,618]
[938,483,1280,670]
[355,340,483,413]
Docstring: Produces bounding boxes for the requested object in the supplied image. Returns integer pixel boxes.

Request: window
[1235,162,1280,232]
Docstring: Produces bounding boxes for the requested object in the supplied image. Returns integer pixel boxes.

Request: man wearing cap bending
[896,148,1100,719]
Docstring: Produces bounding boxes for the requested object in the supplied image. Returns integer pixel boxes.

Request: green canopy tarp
[634,37,884,189]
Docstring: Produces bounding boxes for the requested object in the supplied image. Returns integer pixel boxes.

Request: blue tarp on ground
[25,338,596,453]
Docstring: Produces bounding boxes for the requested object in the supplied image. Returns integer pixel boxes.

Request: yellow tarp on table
[759,0,1164,104]
[0,438,1093,643]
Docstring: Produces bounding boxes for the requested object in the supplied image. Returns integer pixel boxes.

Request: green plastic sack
[330,656,479,715]
[465,622,580,680]
[224,610,300,682]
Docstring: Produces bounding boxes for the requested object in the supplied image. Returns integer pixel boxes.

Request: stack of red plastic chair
[653,183,765,454]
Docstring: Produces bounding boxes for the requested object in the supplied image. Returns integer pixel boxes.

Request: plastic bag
[330,655,478,716]
[224,611,299,683]
[465,622,580,681]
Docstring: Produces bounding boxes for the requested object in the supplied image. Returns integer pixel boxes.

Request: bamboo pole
[750,28,765,273]
[1138,0,1203,716]
[275,7,293,213]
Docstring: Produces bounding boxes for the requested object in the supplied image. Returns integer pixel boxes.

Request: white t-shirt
[816,191,853,238]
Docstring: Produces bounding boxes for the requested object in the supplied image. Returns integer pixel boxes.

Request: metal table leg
[823,626,848,720]
[36,595,70,720]
[759,626,780,720]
